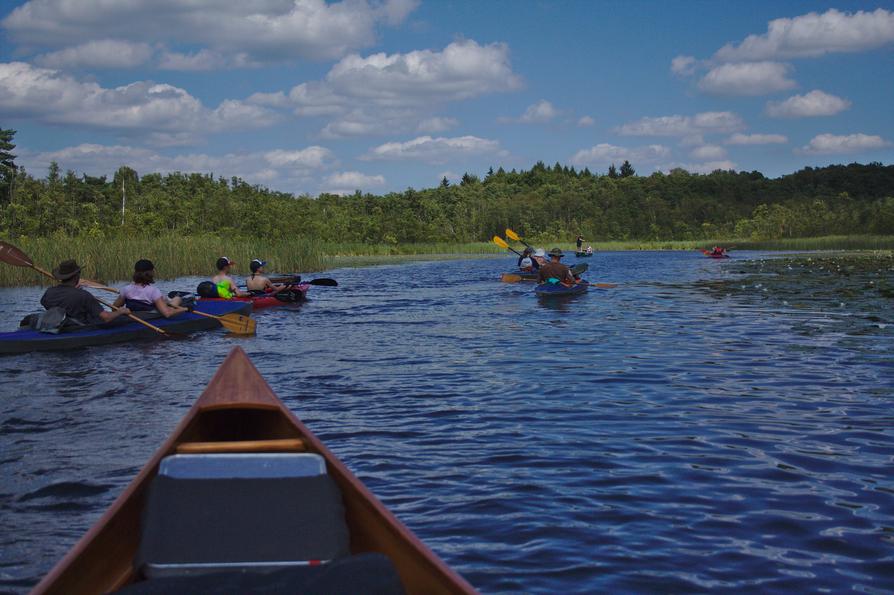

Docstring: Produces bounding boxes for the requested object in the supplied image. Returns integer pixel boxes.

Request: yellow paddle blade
[492,236,510,249]
[500,273,522,283]
[218,313,256,336]
[505,228,521,242]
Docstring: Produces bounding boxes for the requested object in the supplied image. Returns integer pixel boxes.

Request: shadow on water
[1,252,893,593]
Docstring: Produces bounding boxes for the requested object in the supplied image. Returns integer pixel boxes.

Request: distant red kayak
[201,284,309,309]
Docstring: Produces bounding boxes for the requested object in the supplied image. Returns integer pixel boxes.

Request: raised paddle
[0,242,182,337]
[505,228,533,250]
[493,236,523,256]
[78,279,256,336]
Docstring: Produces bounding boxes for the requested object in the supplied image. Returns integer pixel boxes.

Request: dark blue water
[1,252,892,593]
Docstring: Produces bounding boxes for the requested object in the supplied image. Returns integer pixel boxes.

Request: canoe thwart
[175,438,307,454]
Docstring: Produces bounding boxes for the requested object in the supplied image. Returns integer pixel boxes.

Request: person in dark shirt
[516,247,540,271]
[40,260,131,325]
[576,235,585,251]
[537,248,577,286]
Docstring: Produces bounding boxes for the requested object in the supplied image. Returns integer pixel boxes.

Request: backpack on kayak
[19,307,86,334]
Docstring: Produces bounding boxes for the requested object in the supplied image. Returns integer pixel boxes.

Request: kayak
[0,301,252,355]
[535,282,589,297]
[575,252,593,258]
[500,271,538,282]
[201,283,309,309]
[32,346,475,595]
[705,253,730,259]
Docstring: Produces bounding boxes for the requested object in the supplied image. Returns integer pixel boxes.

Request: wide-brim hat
[534,248,546,257]
[53,259,82,280]
[548,248,564,258]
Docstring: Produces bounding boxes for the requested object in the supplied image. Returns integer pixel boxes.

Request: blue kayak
[534,282,589,297]
[0,301,252,355]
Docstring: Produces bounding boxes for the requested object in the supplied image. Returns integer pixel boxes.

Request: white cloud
[690,145,727,160]
[34,39,153,69]
[766,90,851,118]
[323,171,386,194]
[251,39,520,137]
[577,115,595,127]
[18,142,336,191]
[617,111,744,137]
[0,61,278,138]
[157,49,234,71]
[714,8,894,62]
[726,133,788,145]
[677,160,738,174]
[2,0,419,66]
[570,143,671,168]
[671,55,697,76]
[698,61,796,96]
[416,116,458,133]
[364,135,503,164]
[519,100,559,123]
[799,133,890,154]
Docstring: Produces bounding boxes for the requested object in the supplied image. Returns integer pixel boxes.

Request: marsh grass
[1,234,891,286]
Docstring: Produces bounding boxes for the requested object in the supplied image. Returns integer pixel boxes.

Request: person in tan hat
[536,248,577,286]
[40,260,131,325]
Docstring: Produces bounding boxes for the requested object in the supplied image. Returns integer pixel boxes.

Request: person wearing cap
[517,247,539,272]
[211,257,250,299]
[245,259,286,293]
[536,248,577,286]
[112,259,187,318]
[40,260,131,325]
[533,248,547,268]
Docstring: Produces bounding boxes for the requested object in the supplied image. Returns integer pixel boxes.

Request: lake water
[1,252,892,593]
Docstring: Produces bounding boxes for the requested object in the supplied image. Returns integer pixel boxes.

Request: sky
[1,0,893,196]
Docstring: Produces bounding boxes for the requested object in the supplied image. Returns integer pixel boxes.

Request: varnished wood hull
[32,347,476,595]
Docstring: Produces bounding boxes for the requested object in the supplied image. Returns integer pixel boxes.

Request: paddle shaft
[505,228,533,250]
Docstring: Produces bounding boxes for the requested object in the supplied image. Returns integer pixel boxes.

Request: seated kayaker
[245,259,286,294]
[586,245,593,255]
[711,246,726,256]
[212,257,251,299]
[533,248,547,267]
[112,259,187,318]
[537,248,577,286]
[40,259,131,325]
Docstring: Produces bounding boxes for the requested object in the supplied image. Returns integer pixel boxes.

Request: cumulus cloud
[617,111,745,137]
[363,135,503,164]
[570,143,671,168]
[698,61,796,95]
[519,100,559,123]
[765,90,851,118]
[714,8,894,62]
[799,133,890,154]
[18,142,336,191]
[577,115,595,127]
[726,133,788,145]
[416,116,458,133]
[0,61,278,139]
[671,55,697,76]
[690,145,727,161]
[676,160,738,174]
[323,171,386,194]
[250,39,521,137]
[34,39,153,69]
[2,0,419,66]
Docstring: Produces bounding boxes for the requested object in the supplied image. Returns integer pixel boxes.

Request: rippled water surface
[1,252,893,593]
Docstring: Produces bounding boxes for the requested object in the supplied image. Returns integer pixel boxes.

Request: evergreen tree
[0,128,16,203]
[440,176,450,188]
[607,163,619,178]
[620,160,635,177]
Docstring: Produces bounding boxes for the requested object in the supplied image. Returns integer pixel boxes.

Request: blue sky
[1,0,892,195]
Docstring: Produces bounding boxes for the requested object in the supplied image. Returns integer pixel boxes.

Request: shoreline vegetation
[0,234,892,287]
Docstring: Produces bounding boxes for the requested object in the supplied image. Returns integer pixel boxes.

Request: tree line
[1,129,892,243]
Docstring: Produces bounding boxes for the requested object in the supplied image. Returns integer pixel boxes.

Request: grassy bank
[1,234,891,286]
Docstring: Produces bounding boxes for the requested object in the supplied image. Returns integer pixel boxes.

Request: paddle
[493,236,523,256]
[0,241,178,337]
[78,279,256,336]
[266,276,338,287]
[505,228,533,250]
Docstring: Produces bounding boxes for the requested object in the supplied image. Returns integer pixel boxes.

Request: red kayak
[201,283,309,309]
[702,250,730,259]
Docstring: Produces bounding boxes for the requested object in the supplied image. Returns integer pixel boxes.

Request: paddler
[40,259,131,324]
[112,259,187,317]
[212,257,251,299]
[537,248,577,286]
[576,235,585,252]
[533,248,547,267]
[245,259,287,293]
[517,247,539,271]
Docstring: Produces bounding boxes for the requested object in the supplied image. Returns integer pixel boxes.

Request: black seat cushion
[137,475,349,576]
[116,553,406,595]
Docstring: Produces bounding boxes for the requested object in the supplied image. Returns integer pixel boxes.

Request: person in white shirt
[113,259,187,318]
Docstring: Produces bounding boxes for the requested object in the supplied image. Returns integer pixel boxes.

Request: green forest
[2,128,893,245]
